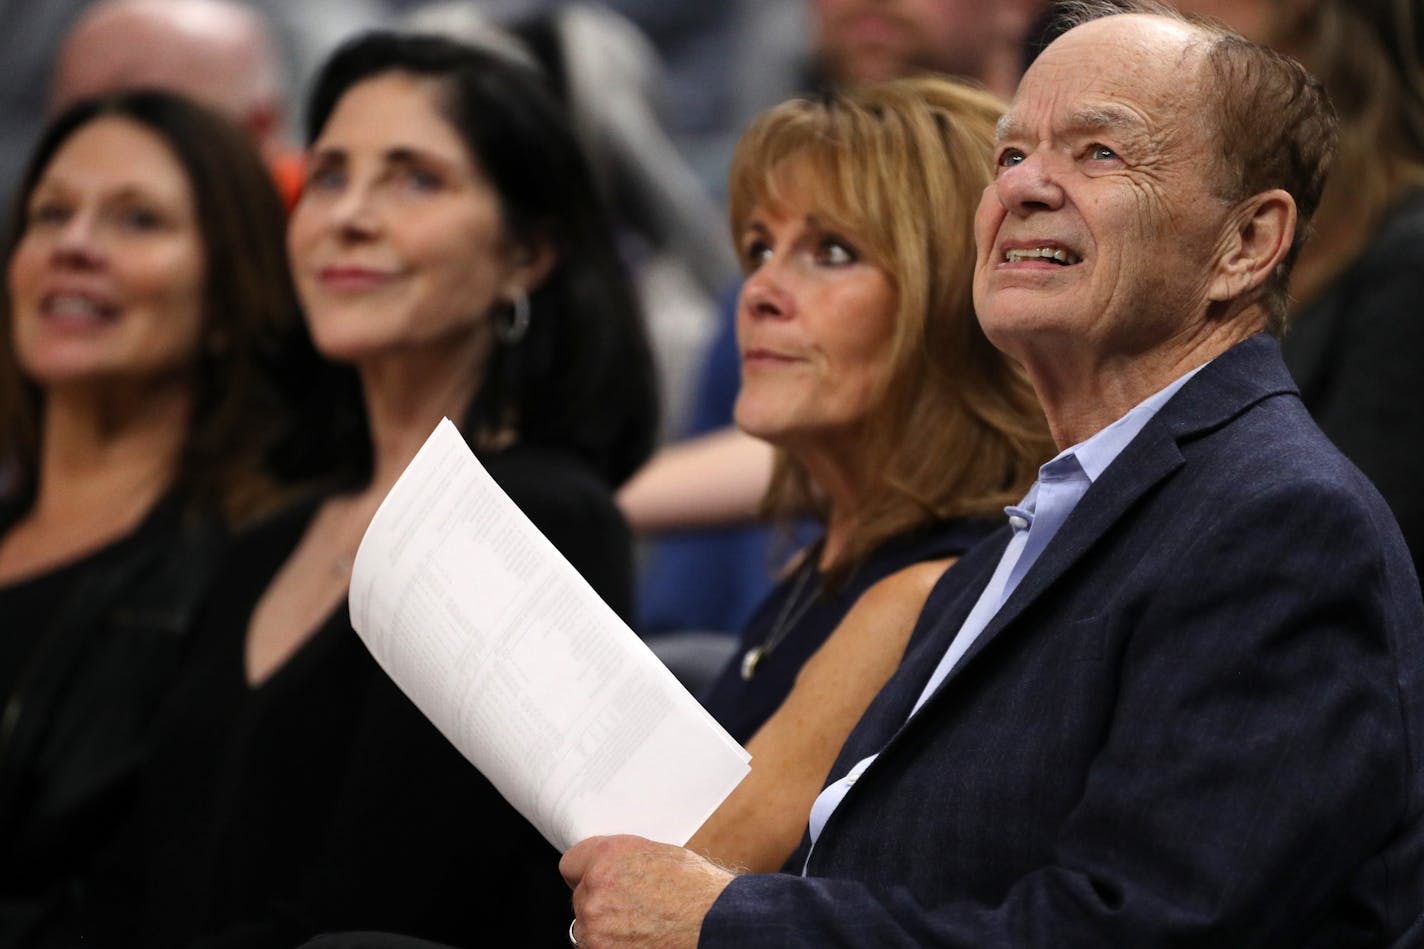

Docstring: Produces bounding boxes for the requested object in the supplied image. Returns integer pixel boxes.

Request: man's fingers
[560,835,609,889]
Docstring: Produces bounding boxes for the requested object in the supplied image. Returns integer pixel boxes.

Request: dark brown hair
[294,31,658,488]
[0,90,301,523]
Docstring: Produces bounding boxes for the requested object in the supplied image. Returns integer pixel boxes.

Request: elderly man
[561,1,1424,945]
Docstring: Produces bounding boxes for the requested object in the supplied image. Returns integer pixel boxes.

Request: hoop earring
[495,290,531,345]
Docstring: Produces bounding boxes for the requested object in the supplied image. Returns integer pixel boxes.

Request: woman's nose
[51,212,104,267]
[327,182,381,239]
[739,263,794,321]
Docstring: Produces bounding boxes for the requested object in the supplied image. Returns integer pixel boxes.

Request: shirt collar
[1050,360,1210,484]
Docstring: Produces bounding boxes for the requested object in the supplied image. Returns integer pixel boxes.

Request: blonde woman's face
[7,116,206,388]
[732,179,898,465]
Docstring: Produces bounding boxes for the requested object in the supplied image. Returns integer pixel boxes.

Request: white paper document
[350,418,750,853]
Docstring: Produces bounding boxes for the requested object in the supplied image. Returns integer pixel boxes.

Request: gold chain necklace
[740,555,821,681]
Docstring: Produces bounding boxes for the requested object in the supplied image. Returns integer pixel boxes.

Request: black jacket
[0,495,226,948]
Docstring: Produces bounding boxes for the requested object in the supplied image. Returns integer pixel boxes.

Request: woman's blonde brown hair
[727,77,1053,576]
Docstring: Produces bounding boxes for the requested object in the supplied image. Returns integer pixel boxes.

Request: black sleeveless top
[701,518,996,744]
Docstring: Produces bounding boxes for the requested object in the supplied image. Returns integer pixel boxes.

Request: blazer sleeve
[701,473,1423,947]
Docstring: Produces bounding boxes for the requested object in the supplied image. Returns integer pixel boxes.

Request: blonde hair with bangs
[728,78,1053,577]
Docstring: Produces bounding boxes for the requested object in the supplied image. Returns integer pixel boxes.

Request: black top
[1282,189,1424,586]
[137,444,632,949]
[0,496,226,949]
[700,519,997,744]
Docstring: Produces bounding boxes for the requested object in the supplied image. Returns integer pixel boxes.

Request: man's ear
[1208,188,1296,303]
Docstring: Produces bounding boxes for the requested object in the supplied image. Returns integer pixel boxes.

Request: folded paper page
[350,418,750,853]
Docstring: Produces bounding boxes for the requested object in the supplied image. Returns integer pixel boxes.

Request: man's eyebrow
[994,105,1150,144]
[1065,105,1148,138]
[995,113,1026,144]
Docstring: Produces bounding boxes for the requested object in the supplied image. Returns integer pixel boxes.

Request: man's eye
[997,148,1027,167]
[815,239,856,266]
[1089,144,1119,161]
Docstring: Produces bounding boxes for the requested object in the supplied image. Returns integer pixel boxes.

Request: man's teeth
[1005,247,1081,265]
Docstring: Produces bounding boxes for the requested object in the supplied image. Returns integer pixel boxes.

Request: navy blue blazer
[701,335,1424,947]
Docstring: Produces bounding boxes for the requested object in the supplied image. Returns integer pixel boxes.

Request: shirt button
[1008,514,1030,531]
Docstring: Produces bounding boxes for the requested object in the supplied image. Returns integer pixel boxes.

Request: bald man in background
[50,0,304,206]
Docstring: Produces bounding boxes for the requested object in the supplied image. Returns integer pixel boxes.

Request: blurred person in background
[0,89,300,948]
[811,0,1046,96]
[1167,0,1424,585]
[51,0,307,208]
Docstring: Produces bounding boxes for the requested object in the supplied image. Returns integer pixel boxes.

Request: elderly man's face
[972,15,1233,365]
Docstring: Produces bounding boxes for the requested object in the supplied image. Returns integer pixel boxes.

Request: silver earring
[495,290,531,345]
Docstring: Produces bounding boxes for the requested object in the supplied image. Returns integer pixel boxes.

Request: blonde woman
[691,77,1053,872]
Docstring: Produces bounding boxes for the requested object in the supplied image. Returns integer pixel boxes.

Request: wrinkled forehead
[1006,14,1210,142]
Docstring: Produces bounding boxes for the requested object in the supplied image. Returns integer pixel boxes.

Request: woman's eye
[305,166,345,192]
[743,240,772,270]
[26,202,69,228]
[816,239,856,266]
[116,207,163,232]
[403,168,442,192]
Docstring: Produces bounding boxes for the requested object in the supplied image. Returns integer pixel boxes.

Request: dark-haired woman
[0,91,301,947]
[138,32,657,949]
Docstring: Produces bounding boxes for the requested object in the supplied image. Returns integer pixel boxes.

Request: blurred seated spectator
[1169,0,1424,586]
[809,0,1046,96]
[52,0,306,209]
[0,90,301,947]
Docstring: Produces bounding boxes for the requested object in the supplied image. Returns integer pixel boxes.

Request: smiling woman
[0,90,301,946]
[134,31,657,949]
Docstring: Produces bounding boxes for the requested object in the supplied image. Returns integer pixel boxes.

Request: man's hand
[560,835,736,948]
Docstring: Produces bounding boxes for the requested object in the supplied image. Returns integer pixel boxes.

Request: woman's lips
[317,266,396,292]
[741,347,801,367]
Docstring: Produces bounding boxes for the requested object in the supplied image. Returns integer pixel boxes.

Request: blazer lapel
[887,334,1300,734]
[809,335,1305,860]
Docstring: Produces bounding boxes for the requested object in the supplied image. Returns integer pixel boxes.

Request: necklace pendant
[740,646,765,681]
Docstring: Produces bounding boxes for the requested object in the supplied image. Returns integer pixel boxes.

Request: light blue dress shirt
[804,363,1208,864]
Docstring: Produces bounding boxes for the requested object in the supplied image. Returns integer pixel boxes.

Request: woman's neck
[29,379,190,522]
[356,340,489,494]
[797,445,870,572]
[0,379,191,582]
